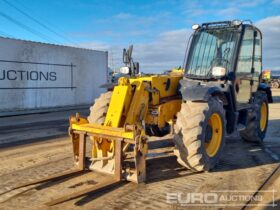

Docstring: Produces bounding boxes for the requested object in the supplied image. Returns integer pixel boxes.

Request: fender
[258,83,273,103]
[179,78,227,102]
[180,78,236,134]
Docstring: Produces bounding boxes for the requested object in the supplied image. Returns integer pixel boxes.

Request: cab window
[236,28,254,74]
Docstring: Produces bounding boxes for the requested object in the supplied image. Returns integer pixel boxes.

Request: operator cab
[184,20,267,108]
[186,21,240,79]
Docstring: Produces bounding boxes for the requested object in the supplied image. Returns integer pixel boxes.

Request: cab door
[235,26,261,107]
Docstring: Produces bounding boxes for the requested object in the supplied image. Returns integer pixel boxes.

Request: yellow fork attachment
[69,114,148,183]
[69,77,150,183]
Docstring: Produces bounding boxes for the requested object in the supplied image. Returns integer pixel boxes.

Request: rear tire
[174,97,226,172]
[240,92,268,143]
[271,81,279,89]
[87,91,112,124]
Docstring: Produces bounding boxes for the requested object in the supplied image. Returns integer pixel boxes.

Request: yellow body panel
[105,85,132,127]
[171,68,185,75]
[158,99,182,128]
[129,74,182,100]
[125,81,150,125]
[127,74,183,128]
[71,74,183,134]
[145,100,182,128]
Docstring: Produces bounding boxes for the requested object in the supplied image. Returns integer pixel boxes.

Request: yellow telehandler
[9,20,273,205]
[69,21,272,186]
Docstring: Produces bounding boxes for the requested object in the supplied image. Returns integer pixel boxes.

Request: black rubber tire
[87,91,112,124]
[240,91,268,143]
[174,97,226,172]
[271,81,280,89]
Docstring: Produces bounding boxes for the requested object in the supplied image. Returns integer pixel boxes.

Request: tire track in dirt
[0,91,279,209]
[0,139,72,177]
[0,142,278,210]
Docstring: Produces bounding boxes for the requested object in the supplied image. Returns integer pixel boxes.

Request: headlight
[119,66,130,74]
[212,66,226,77]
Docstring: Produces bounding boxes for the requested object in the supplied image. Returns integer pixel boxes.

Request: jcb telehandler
[16,20,272,205]
[70,20,272,182]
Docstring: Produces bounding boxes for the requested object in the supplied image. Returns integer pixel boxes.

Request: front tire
[174,97,226,172]
[240,92,268,143]
[87,91,112,124]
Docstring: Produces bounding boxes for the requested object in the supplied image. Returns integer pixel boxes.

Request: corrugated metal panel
[0,37,108,115]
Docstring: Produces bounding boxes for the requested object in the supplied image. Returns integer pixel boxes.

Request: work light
[192,24,200,30]
[232,20,242,26]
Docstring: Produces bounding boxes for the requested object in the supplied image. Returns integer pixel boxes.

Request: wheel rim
[260,102,268,132]
[205,113,223,157]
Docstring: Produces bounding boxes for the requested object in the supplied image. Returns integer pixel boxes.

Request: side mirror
[127,45,133,60]
[123,48,129,64]
[133,62,139,75]
[123,45,133,65]
[122,45,140,76]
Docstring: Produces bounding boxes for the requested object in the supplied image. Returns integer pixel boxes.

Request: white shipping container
[0,37,108,116]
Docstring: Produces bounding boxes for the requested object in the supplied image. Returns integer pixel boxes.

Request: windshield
[185,29,239,78]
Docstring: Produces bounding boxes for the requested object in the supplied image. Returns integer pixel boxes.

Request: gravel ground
[0,90,279,210]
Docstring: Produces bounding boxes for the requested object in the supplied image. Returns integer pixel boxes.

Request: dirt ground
[0,90,280,210]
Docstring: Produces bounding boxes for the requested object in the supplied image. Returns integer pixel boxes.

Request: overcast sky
[0,0,279,72]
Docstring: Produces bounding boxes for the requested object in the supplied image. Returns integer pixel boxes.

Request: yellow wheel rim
[205,113,223,157]
[260,102,268,132]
